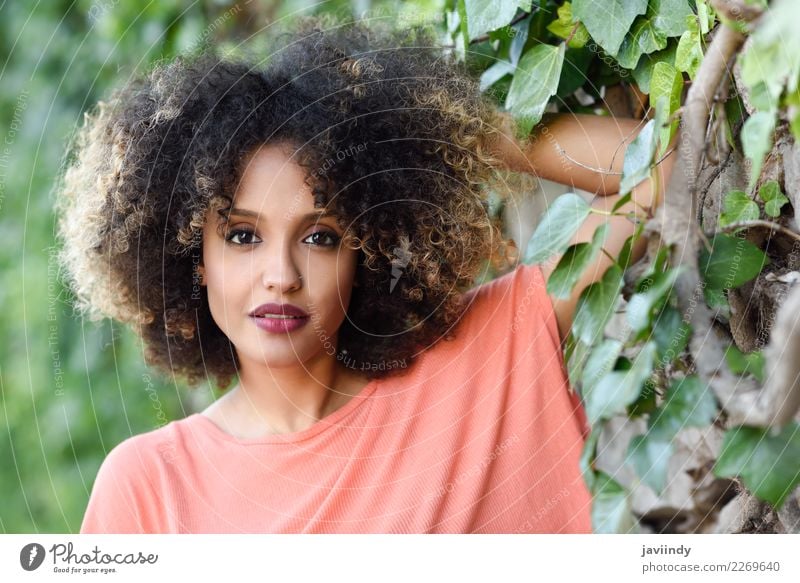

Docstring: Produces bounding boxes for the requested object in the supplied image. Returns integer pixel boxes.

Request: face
[199,142,360,372]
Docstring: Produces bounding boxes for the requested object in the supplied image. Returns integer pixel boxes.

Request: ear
[196,264,206,286]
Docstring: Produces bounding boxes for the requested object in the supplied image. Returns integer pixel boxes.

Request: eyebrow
[224,207,336,221]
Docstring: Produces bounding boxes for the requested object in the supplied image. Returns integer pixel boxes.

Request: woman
[58,17,674,533]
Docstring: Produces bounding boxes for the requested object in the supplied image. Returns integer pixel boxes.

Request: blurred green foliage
[0,0,446,534]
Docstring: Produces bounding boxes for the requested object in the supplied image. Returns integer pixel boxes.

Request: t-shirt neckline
[187,377,381,445]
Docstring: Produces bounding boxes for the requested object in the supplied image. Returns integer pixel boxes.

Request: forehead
[232,143,320,216]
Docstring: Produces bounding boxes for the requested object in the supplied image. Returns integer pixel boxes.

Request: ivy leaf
[462,0,530,40]
[651,0,693,38]
[523,192,591,265]
[742,111,777,190]
[506,43,566,136]
[581,338,624,393]
[633,42,678,94]
[592,472,637,533]
[758,180,790,218]
[652,305,690,364]
[715,422,800,509]
[572,0,647,57]
[725,344,766,384]
[584,342,657,424]
[626,267,682,333]
[580,430,600,491]
[650,61,683,150]
[699,233,770,291]
[675,14,702,78]
[719,190,760,227]
[566,334,593,390]
[615,14,668,69]
[547,223,610,299]
[547,2,590,49]
[619,118,658,195]
[627,434,673,494]
[617,221,646,269]
[649,375,718,440]
[572,264,624,346]
[627,375,716,494]
[479,61,515,92]
[738,0,800,113]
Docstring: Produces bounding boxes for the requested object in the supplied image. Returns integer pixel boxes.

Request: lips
[249,302,309,319]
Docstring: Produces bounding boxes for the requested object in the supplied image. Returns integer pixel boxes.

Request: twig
[718,220,800,243]
[555,144,677,176]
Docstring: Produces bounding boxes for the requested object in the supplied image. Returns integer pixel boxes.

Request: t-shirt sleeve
[80,437,165,534]
[464,261,589,440]
[519,262,590,440]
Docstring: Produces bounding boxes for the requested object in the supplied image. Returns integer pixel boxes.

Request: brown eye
[303,231,340,247]
[225,229,261,245]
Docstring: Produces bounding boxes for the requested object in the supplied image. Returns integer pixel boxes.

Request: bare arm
[491,111,678,340]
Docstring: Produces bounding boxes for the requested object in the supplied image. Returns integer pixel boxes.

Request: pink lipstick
[249,302,310,334]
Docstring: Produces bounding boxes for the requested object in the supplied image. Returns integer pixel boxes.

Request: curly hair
[56,16,517,389]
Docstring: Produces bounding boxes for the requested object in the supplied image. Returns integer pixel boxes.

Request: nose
[258,242,302,293]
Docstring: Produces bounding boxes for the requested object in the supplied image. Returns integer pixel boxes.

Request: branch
[660,21,769,425]
[717,220,800,243]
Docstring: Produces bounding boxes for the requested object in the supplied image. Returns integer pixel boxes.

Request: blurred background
[0,0,556,533]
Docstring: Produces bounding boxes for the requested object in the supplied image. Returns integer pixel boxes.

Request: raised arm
[491,111,678,341]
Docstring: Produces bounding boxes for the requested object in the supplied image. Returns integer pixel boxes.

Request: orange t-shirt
[80,263,592,533]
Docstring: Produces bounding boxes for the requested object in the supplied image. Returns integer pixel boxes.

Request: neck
[224,352,366,435]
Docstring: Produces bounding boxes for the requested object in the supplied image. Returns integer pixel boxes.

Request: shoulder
[80,422,184,534]
[459,261,559,345]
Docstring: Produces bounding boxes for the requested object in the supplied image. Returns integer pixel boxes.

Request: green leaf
[572,0,647,56]
[628,378,659,417]
[627,374,716,494]
[580,430,600,491]
[649,375,718,440]
[581,338,623,392]
[699,233,770,290]
[566,334,593,389]
[592,472,637,533]
[479,61,515,92]
[742,111,776,189]
[523,192,591,265]
[719,190,760,227]
[651,0,693,38]
[619,118,658,195]
[627,434,673,493]
[738,0,800,113]
[633,42,678,93]
[547,2,590,49]
[506,43,566,136]
[758,180,790,218]
[615,14,668,69]
[675,15,702,78]
[725,344,766,384]
[715,423,800,509]
[650,61,683,149]
[617,221,645,269]
[547,224,610,299]
[626,268,683,333]
[572,264,624,346]
[584,342,657,424]
[463,0,530,40]
[652,305,690,364]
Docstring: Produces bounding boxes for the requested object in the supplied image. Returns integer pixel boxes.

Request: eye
[225,228,261,246]
[303,230,340,248]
